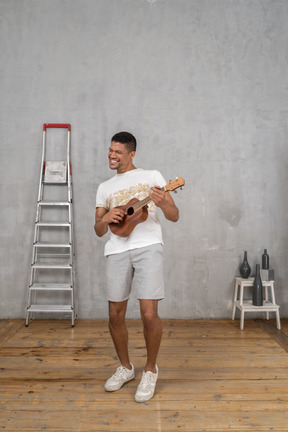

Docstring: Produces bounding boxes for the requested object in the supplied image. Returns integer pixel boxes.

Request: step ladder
[25,124,76,326]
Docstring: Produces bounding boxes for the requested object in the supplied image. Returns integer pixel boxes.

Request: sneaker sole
[104,374,135,392]
[135,392,155,403]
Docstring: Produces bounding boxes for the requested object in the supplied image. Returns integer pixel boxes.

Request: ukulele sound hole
[127,207,134,216]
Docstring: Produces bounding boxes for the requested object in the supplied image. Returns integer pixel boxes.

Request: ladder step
[27,305,73,312]
[34,242,71,248]
[34,251,72,256]
[32,263,72,269]
[35,254,71,259]
[37,201,71,206]
[29,284,72,291]
[36,222,71,227]
[43,180,68,185]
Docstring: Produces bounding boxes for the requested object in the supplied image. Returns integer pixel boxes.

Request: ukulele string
[130,187,165,213]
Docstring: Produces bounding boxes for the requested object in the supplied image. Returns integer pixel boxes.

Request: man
[94,131,179,403]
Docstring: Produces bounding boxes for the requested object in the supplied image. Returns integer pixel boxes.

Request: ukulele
[109,177,185,237]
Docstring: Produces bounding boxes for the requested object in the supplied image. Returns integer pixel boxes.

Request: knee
[141,309,159,328]
[108,301,127,327]
[109,308,125,327]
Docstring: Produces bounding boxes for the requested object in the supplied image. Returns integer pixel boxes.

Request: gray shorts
[106,243,164,302]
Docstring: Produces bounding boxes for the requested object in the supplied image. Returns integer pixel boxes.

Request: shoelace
[113,365,129,379]
[138,371,155,389]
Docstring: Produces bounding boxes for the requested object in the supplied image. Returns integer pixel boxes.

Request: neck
[117,165,137,174]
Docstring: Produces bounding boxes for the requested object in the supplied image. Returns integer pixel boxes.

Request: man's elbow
[166,209,179,222]
[172,212,179,222]
[94,223,106,237]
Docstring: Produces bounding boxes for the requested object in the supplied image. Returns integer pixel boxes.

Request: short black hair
[111,131,137,153]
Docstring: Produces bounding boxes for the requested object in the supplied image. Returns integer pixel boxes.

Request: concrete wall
[1,0,288,319]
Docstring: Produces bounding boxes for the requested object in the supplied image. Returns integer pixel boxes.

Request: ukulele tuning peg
[174,190,178,194]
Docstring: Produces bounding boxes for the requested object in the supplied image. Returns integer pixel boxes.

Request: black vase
[253,264,263,306]
[239,251,251,278]
[262,249,269,270]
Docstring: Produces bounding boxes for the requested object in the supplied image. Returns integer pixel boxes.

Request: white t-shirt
[96,168,166,256]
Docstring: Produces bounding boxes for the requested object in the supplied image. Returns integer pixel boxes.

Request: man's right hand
[94,207,126,237]
[103,207,126,224]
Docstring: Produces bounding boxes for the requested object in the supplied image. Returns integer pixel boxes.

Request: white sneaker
[104,363,135,392]
[135,366,158,403]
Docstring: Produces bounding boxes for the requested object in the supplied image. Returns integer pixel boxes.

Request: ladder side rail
[70,265,73,287]
[69,228,73,265]
[67,129,72,203]
[69,206,74,264]
[27,267,35,309]
[33,217,41,257]
[33,221,42,264]
[70,213,76,320]
[33,221,38,244]
[37,126,46,204]
[68,219,72,244]
[31,241,37,265]
[72,263,76,322]
[26,265,36,322]
[67,127,73,263]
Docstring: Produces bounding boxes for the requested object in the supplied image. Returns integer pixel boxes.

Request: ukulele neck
[131,187,165,212]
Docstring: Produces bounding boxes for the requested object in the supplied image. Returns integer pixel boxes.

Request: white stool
[232,277,281,330]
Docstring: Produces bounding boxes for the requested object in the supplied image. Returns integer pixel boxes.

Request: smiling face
[108,141,136,174]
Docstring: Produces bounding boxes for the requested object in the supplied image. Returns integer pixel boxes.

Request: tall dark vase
[253,264,263,306]
[239,251,251,278]
[262,249,269,269]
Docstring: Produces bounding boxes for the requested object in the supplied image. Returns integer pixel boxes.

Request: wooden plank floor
[1,318,288,431]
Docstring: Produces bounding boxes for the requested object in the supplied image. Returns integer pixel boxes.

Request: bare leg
[139,299,162,373]
[108,300,131,369]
